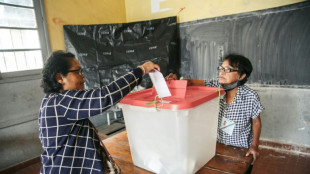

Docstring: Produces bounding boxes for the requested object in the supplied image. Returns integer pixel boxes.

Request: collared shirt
[39,68,143,174]
[205,80,264,148]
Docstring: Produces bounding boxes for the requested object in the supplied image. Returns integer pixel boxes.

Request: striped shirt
[205,80,264,148]
[38,68,143,174]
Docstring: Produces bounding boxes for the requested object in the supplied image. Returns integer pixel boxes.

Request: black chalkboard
[179,2,310,87]
[64,16,179,89]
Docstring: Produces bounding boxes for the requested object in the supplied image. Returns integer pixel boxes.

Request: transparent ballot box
[118,83,224,174]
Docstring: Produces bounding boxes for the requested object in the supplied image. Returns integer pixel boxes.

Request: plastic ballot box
[118,82,224,174]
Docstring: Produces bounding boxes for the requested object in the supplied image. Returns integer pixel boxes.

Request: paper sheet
[220,117,235,136]
[149,70,171,98]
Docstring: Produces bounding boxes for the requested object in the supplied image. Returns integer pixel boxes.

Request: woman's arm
[58,62,160,120]
[184,78,205,86]
[246,115,261,164]
[165,73,205,86]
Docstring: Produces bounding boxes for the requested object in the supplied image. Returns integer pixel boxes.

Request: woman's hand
[247,116,261,165]
[246,145,260,164]
[139,61,160,74]
[165,73,178,80]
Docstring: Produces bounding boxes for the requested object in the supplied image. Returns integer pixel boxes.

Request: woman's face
[218,60,240,86]
[61,58,85,91]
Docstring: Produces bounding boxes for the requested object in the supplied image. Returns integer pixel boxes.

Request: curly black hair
[224,54,253,86]
[41,51,75,93]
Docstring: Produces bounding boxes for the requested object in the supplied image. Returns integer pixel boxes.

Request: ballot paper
[149,70,171,98]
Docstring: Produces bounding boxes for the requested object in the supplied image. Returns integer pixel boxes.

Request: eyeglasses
[217,66,238,73]
[68,68,83,75]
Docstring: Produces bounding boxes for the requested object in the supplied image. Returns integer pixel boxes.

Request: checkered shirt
[205,80,264,148]
[38,68,143,174]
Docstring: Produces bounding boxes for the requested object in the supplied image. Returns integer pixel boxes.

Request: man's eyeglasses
[68,68,83,75]
[217,66,238,73]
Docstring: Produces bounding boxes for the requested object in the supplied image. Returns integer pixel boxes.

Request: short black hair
[41,51,75,93]
[224,54,253,85]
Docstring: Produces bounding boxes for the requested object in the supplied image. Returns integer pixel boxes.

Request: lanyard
[223,90,237,121]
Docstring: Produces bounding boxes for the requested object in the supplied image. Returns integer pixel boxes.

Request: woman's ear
[56,73,64,85]
[239,73,246,81]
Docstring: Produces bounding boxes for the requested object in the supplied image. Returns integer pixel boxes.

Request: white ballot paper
[149,70,171,98]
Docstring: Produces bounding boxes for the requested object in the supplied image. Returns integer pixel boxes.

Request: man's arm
[246,115,262,164]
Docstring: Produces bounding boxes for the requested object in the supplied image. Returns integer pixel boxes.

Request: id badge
[220,117,235,136]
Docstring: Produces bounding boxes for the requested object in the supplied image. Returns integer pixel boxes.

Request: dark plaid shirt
[38,68,143,174]
[205,80,264,148]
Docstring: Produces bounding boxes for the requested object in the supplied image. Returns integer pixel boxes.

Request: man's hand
[246,145,260,165]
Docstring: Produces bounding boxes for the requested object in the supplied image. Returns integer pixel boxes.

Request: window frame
[0,0,50,83]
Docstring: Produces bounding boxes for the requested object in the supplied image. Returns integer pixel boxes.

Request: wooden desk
[103,131,253,174]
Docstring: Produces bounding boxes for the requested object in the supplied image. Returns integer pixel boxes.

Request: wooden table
[103,131,253,174]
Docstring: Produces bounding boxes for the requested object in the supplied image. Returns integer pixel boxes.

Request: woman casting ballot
[39,50,160,174]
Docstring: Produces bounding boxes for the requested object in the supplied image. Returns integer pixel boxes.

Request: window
[0,0,50,80]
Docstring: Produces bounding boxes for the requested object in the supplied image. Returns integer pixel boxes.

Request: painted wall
[44,0,126,51]
[0,79,44,170]
[1,0,308,171]
[0,0,127,170]
[125,0,305,23]
[254,86,310,146]
[124,0,310,147]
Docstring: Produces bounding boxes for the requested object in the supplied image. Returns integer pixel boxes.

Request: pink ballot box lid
[119,86,225,110]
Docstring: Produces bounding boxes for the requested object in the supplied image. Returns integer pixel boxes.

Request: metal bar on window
[23,52,28,70]
[0,49,41,52]
[0,2,33,9]
[0,26,38,30]
[2,53,7,72]
[13,52,18,71]
[36,0,51,60]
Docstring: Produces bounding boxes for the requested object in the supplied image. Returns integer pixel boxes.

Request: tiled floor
[5,146,310,174]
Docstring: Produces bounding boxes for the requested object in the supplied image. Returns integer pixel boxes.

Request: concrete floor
[6,147,310,174]
[3,122,310,174]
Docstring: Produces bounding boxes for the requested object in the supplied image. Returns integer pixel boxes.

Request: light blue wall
[253,86,310,146]
[0,79,43,170]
